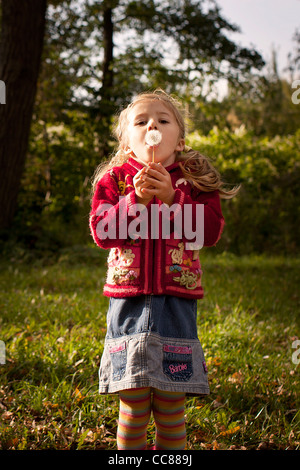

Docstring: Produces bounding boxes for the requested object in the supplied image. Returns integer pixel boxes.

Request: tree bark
[96,4,114,157]
[102,6,114,95]
[0,0,47,230]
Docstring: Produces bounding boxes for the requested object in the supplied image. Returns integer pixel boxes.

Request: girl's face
[124,100,185,167]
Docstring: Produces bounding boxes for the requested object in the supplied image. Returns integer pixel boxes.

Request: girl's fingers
[136,176,155,190]
[141,175,162,188]
[144,171,162,182]
[141,182,155,189]
[148,162,168,174]
[141,187,157,194]
[145,166,165,180]
[133,168,147,187]
[135,164,166,185]
[143,167,170,184]
[134,168,146,179]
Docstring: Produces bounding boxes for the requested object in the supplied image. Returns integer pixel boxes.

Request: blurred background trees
[0,0,47,231]
[0,0,299,257]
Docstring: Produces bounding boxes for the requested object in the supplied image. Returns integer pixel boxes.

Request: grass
[0,246,299,450]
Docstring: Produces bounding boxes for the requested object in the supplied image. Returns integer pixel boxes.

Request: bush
[187,127,300,254]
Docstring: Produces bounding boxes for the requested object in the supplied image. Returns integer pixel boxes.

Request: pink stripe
[117,429,147,440]
[156,432,186,442]
[120,410,150,419]
[118,423,148,432]
[163,344,192,354]
[155,419,185,429]
[154,409,185,421]
[109,343,126,353]
[156,397,185,406]
[120,396,150,404]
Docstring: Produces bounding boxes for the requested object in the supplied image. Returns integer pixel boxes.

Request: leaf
[77,429,90,449]
[2,411,13,420]
[73,387,85,402]
[44,401,59,409]
[228,371,244,384]
[219,425,241,437]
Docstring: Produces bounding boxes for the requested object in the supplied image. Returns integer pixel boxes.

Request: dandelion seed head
[145,130,162,146]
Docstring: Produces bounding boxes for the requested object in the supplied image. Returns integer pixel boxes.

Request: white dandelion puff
[145,130,162,146]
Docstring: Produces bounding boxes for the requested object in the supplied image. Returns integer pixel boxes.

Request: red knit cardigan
[90,157,224,299]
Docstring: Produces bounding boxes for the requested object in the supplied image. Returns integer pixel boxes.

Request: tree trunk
[96,4,115,157]
[0,0,47,230]
[102,6,114,95]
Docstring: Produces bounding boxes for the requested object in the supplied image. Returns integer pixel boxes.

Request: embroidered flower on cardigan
[183,258,192,267]
[195,268,202,277]
[107,248,118,264]
[110,266,139,285]
[112,267,130,284]
[170,265,182,272]
[168,242,184,265]
[118,180,126,195]
[108,247,135,267]
[173,269,198,290]
[175,177,188,187]
[120,248,135,266]
[125,270,138,280]
[110,171,134,195]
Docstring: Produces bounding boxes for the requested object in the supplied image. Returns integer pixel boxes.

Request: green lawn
[0,247,299,450]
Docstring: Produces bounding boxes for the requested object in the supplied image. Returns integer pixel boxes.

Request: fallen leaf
[2,411,13,420]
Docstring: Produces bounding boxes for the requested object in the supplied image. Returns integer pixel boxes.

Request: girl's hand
[138,162,175,206]
[133,167,154,205]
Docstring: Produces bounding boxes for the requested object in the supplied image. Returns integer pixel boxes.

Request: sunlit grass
[0,248,299,449]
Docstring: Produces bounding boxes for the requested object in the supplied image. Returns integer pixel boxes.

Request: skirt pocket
[109,342,127,381]
[163,344,193,382]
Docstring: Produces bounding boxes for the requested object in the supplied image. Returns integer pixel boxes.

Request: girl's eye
[135,121,146,126]
[159,119,169,124]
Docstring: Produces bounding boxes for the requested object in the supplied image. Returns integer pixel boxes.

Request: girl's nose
[147,119,157,130]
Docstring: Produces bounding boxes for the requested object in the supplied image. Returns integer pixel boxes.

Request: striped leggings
[117,387,186,450]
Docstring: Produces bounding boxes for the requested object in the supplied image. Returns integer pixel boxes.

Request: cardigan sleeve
[89,170,143,249]
[172,188,224,248]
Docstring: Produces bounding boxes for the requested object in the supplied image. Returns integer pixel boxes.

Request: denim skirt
[98,295,209,396]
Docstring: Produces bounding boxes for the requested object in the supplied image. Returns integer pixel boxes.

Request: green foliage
[186,73,300,137]
[8,122,299,257]
[40,0,264,118]
[11,111,104,253]
[187,128,300,254]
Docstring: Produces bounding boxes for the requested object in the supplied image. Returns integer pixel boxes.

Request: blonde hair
[91,89,239,199]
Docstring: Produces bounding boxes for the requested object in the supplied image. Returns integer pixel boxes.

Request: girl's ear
[176,138,185,152]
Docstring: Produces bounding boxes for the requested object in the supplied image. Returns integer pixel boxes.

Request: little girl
[89,89,238,450]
